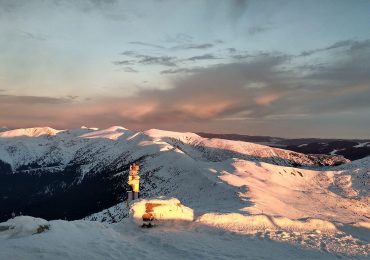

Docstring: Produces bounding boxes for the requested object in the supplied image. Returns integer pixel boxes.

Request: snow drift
[0,216,50,238]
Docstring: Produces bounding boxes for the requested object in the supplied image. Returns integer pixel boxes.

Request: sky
[0,0,370,138]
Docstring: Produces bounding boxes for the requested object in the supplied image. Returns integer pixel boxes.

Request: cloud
[118,51,178,67]
[0,54,288,129]
[160,68,199,74]
[302,39,370,84]
[187,54,219,61]
[67,95,79,100]
[123,67,138,73]
[117,41,223,70]
[164,33,193,44]
[120,51,138,56]
[96,54,291,125]
[0,95,72,104]
[298,39,370,57]
[126,41,215,51]
[227,48,237,53]
[231,51,254,60]
[112,60,134,66]
[247,25,272,35]
[104,46,370,128]
[2,39,370,138]
[172,43,214,50]
[128,41,165,49]
[117,42,219,68]
[137,55,177,66]
[18,30,47,41]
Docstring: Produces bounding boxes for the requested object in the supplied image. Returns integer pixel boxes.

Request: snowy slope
[144,129,350,166]
[86,144,369,224]
[0,126,362,222]
[3,216,366,260]
[84,128,367,225]
[0,126,369,258]
[82,128,369,258]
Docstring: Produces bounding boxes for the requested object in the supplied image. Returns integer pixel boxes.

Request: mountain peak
[106,126,129,131]
[144,129,200,140]
[0,127,60,138]
[79,126,131,140]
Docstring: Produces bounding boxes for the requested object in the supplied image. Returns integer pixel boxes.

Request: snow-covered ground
[0,210,369,259]
[0,126,369,259]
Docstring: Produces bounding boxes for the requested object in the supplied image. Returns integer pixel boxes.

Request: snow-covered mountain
[198,132,370,160]
[0,126,349,171]
[0,125,356,222]
[0,126,369,258]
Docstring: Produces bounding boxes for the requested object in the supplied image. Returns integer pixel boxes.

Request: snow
[0,125,349,175]
[80,126,99,131]
[199,213,338,233]
[0,216,49,238]
[330,148,345,155]
[80,126,133,140]
[1,126,369,258]
[0,125,362,224]
[0,127,61,138]
[354,142,370,148]
[145,128,200,140]
[1,209,369,259]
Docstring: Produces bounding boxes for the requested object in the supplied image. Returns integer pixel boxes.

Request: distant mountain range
[198,133,370,160]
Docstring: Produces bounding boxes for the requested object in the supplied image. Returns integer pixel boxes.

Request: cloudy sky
[1,0,370,138]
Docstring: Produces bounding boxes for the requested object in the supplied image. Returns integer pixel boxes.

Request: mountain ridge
[0,126,360,223]
[0,126,369,258]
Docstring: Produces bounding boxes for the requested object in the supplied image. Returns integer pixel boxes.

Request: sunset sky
[1,0,370,138]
